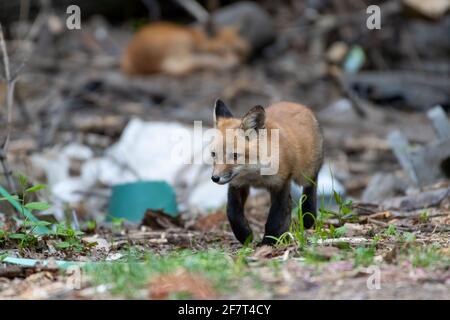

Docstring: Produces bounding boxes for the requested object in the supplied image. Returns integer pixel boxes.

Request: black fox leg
[262,183,292,245]
[301,177,318,229]
[227,185,252,244]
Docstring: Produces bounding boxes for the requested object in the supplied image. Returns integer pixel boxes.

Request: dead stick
[0,24,17,194]
[367,218,413,232]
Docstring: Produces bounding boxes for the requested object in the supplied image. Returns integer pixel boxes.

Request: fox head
[210,99,275,185]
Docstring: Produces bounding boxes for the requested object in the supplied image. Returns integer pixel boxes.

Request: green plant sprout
[0,174,86,252]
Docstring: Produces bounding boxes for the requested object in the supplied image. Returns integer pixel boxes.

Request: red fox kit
[121,22,249,76]
[210,99,323,245]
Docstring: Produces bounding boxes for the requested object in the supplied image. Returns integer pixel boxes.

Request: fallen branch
[381,187,450,212]
[367,218,414,232]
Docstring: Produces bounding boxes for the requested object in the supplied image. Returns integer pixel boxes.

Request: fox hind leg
[301,177,318,229]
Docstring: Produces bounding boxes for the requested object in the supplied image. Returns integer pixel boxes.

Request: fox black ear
[214,99,233,124]
[241,105,265,131]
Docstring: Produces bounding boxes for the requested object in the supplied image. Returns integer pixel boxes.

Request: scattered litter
[109,181,178,222]
[2,256,84,269]
[105,252,123,261]
[343,46,365,73]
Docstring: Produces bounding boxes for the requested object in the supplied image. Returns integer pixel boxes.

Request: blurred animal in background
[121,1,275,76]
[121,22,250,76]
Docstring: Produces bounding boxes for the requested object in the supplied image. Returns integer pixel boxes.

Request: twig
[367,218,414,232]
[0,24,17,193]
[0,25,14,149]
[0,149,15,193]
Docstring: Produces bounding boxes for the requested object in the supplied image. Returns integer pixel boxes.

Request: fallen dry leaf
[193,211,227,232]
[82,236,111,252]
[148,269,216,299]
[383,246,399,263]
[341,222,366,237]
[368,211,392,220]
[313,246,340,260]
[141,209,181,230]
[252,245,275,259]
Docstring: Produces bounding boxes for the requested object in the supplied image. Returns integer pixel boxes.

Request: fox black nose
[211,175,220,183]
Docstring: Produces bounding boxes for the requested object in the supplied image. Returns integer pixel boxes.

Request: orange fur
[121,22,249,76]
[212,102,323,189]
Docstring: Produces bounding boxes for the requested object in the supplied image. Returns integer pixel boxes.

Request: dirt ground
[1,191,449,299]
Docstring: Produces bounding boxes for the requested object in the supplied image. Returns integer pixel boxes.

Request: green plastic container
[108,181,178,222]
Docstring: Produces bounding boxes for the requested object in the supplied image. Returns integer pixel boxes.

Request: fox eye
[211,151,216,158]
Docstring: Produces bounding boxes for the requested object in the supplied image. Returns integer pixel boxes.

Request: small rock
[106,252,123,261]
[82,236,110,252]
[326,41,349,64]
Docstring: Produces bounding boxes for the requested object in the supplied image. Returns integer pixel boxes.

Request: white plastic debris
[31,119,345,214]
[98,119,228,210]
[317,164,346,197]
[290,164,345,207]
[31,144,96,210]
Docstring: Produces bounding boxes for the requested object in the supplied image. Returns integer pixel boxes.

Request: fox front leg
[261,183,292,245]
[227,185,253,244]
